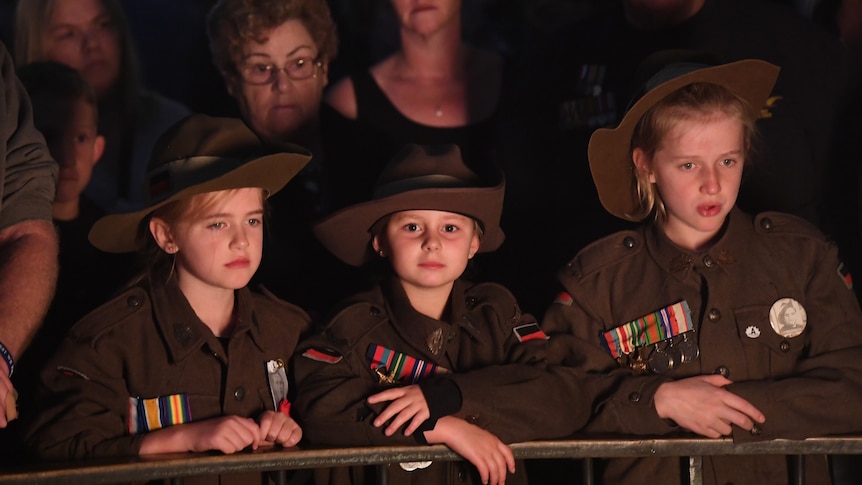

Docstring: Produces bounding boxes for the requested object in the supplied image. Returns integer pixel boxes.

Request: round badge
[769,298,807,338]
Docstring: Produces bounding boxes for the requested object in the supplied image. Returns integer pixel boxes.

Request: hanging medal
[648,342,674,374]
[674,331,700,364]
[601,300,696,374]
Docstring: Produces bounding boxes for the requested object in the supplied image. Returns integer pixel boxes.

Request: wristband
[0,341,13,378]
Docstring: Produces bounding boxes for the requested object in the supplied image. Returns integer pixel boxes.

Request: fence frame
[2,435,861,485]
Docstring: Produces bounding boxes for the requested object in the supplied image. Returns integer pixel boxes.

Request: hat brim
[89,151,311,253]
[588,59,780,221]
[314,183,506,266]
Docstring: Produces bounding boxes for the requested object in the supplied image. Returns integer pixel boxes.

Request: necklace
[435,104,443,117]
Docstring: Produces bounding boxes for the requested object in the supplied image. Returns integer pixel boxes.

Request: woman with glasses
[207,0,358,319]
[14,0,191,214]
[207,0,337,149]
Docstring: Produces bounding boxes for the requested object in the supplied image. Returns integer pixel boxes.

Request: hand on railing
[140,415,263,455]
[367,384,431,437]
[424,416,515,485]
[258,410,302,448]
[654,374,765,438]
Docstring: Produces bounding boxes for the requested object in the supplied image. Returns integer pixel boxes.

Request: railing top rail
[3,435,862,485]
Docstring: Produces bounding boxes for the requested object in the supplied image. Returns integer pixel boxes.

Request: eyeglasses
[238,56,322,85]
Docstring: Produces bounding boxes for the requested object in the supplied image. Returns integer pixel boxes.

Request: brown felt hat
[588,54,780,221]
[314,144,505,266]
[89,114,311,253]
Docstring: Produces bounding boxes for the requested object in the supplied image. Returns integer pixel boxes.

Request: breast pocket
[734,304,807,379]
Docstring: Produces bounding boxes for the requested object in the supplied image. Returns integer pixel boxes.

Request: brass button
[750,424,762,436]
[760,218,773,231]
[628,392,641,402]
[708,308,721,322]
[465,297,477,309]
[126,295,142,307]
[703,255,715,268]
[623,236,636,249]
[780,340,791,352]
[234,387,246,401]
[715,366,730,378]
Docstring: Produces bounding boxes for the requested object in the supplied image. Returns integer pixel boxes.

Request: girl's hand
[654,374,765,438]
[139,415,261,455]
[367,384,430,436]
[257,410,302,447]
[424,416,515,485]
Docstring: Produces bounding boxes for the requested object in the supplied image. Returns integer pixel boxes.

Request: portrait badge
[769,298,807,338]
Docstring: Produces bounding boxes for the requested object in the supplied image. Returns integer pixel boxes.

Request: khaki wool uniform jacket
[24,271,311,485]
[542,208,862,485]
[294,277,589,485]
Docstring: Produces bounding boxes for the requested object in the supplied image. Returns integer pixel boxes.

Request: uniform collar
[150,272,263,363]
[644,206,751,277]
[381,276,477,358]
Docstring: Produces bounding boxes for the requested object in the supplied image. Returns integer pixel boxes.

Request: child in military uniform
[24,115,312,476]
[542,53,862,485]
[294,144,589,485]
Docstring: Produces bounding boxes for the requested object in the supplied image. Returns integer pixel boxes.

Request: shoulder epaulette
[754,211,827,242]
[253,287,311,324]
[321,291,388,347]
[67,287,149,345]
[464,282,522,324]
[560,230,643,281]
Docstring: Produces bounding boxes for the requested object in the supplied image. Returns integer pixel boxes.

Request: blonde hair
[142,188,267,267]
[629,82,758,220]
[206,0,338,78]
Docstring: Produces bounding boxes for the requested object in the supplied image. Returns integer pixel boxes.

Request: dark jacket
[24,270,310,484]
[294,277,589,485]
[542,208,862,485]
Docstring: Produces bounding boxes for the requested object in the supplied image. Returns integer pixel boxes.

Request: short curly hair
[207,0,338,77]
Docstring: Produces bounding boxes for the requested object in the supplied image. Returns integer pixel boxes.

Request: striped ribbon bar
[601,300,694,359]
[128,393,192,435]
[366,344,449,384]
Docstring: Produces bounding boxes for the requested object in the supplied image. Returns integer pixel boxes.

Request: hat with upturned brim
[89,114,311,253]
[588,52,780,221]
[314,143,505,266]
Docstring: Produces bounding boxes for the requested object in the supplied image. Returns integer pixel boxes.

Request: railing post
[688,456,702,485]
[376,463,389,485]
[791,455,805,485]
[582,457,594,485]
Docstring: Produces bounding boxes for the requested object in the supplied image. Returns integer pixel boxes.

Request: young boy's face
[633,111,744,251]
[44,98,105,205]
[373,210,480,294]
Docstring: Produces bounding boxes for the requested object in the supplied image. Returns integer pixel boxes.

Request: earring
[378,249,385,257]
[166,244,176,254]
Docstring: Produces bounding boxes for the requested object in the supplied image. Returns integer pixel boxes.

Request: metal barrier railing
[1,435,861,485]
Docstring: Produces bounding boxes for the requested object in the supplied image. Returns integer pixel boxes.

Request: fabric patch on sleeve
[301,347,343,364]
[553,291,573,306]
[56,366,90,380]
[838,262,853,290]
[513,323,549,342]
[128,394,191,435]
